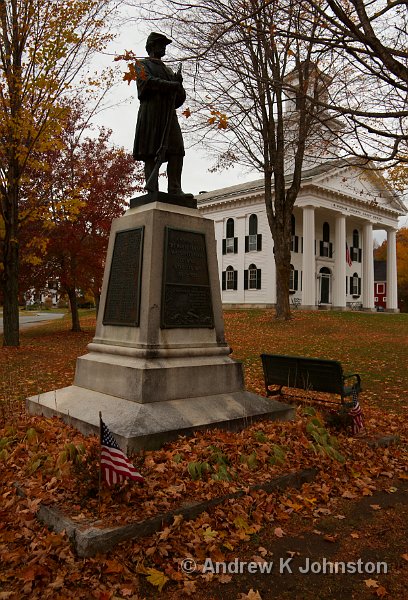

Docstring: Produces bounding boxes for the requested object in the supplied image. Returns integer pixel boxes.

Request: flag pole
[98,411,102,518]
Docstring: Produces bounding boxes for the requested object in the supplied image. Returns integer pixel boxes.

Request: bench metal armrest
[343,373,361,389]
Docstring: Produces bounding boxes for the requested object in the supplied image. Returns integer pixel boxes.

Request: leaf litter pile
[0,310,407,599]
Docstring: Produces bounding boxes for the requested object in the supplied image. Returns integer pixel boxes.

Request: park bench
[260,353,362,406]
[291,297,301,309]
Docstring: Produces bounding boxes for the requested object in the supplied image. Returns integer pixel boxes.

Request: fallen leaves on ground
[0,309,407,598]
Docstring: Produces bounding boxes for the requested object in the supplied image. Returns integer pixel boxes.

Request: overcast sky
[90,18,405,240]
[92,20,258,196]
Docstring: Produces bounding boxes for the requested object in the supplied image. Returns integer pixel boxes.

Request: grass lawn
[224,310,408,411]
[0,309,407,599]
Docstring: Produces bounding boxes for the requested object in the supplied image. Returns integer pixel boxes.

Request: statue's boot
[144,159,159,193]
[167,155,194,198]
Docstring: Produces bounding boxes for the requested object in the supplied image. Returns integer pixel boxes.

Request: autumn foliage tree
[374,227,408,312]
[19,110,144,331]
[0,0,119,346]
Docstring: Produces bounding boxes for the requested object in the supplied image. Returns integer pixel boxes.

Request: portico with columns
[197,160,405,312]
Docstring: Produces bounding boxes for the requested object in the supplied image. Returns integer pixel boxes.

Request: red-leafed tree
[20,109,144,330]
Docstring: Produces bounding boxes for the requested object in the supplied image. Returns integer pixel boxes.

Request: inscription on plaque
[162,227,214,328]
[103,227,144,326]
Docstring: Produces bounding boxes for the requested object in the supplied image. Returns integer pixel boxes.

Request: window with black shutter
[289,264,298,291]
[320,222,332,257]
[245,264,261,290]
[246,214,260,252]
[226,266,234,290]
[351,272,361,296]
[351,229,361,262]
[224,218,237,254]
[225,265,237,290]
[291,215,299,253]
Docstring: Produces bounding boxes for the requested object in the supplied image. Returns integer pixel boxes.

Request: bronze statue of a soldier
[133,32,192,198]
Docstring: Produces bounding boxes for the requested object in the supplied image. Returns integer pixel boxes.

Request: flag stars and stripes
[346,242,352,267]
[100,419,144,487]
[349,388,364,435]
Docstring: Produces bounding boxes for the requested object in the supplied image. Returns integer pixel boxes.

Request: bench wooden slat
[260,353,361,405]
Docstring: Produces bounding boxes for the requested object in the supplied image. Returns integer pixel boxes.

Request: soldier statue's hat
[146,32,172,49]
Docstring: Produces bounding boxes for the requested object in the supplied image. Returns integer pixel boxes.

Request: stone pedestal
[28,197,294,451]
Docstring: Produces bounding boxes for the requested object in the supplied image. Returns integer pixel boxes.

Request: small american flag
[100,418,144,486]
[346,243,352,267]
[349,389,364,435]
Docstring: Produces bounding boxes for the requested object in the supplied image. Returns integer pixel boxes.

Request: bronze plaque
[103,227,144,326]
[162,227,214,328]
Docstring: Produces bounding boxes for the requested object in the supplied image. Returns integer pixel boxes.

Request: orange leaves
[123,64,138,85]
[1,310,408,597]
[238,590,263,600]
[114,53,147,84]
[208,109,228,129]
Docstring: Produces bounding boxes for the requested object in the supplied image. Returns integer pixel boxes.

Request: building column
[302,205,316,309]
[214,219,223,287]
[386,228,399,312]
[236,215,246,303]
[362,221,375,310]
[333,213,346,309]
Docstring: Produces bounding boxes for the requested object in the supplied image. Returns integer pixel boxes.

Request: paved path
[0,312,66,334]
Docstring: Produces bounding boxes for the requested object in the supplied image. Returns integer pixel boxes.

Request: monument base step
[27,386,295,452]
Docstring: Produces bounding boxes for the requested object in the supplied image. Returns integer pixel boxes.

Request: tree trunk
[66,286,81,332]
[2,235,20,347]
[274,239,292,320]
[1,182,20,347]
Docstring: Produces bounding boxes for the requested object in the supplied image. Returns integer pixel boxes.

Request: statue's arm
[136,61,180,98]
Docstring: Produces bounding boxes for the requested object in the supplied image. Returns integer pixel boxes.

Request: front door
[319,268,332,304]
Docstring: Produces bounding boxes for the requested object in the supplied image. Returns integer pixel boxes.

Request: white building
[197,159,406,312]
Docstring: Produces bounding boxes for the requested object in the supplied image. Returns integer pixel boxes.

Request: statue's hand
[168,81,181,91]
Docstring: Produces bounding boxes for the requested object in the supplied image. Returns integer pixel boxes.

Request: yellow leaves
[233,516,259,539]
[145,567,169,592]
[137,564,169,592]
[202,526,218,542]
[283,498,304,511]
